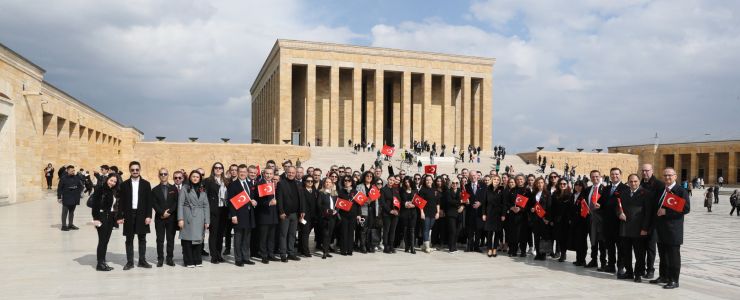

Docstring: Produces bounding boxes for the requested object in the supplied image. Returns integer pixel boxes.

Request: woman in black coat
[91,174,120,271]
[567,181,590,266]
[318,177,338,259]
[551,178,573,262]
[483,174,505,257]
[337,175,359,255]
[443,179,463,253]
[298,175,319,257]
[506,175,530,257]
[399,176,418,253]
[528,177,553,260]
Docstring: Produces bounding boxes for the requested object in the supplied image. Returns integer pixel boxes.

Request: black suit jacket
[117,178,152,235]
[379,185,398,217]
[618,187,653,238]
[227,179,256,229]
[254,178,279,225]
[151,183,178,220]
[655,184,690,245]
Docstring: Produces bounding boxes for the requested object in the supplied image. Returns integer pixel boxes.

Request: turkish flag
[381,145,395,157]
[460,190,470,204]
[393,196,401,209]
[591,187,601,204]
[534,202,546,219]
[229,190,251,210]
[424,165,438,174]
[256,165,261,175]
[662,193,686,213]
[412,194,427,210]
[258,182,275,197]
[515,194,529,208]
[368,185,381,201]
[353,192,368,206]
[580,199,589,218]
[336,198,353,212]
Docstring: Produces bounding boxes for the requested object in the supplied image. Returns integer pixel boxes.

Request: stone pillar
[374,69,384,146]
[482,76,492,151]
[708,152,717,184]
[471,79,480,148]
[279,62,292,144]
[462,76,471,149]
[353,67,362,145]
[729,152,737,184]
[305,64,316,146]
[690,152,698,181]
[674,152,682,180]
[423,72,432,143]
[402,71,411,148]
[442,74,453,147]
[330,65,339,147]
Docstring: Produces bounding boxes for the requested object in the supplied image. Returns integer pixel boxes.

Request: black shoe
[597,267,606,272]
[634,275,642,283]
[410,248,416,254]
[269,256,280,262]
[235,261,244,267]
[123,262,135,270]
[322,254,327,259]
[534,254,546,261]
[384,249,391,254]
[244,260,255,265]
[617,273,634,280]
[61,226,69,231]
[644,271,655,279]
[166,258,175,266]
[280,256,288,263]
[138,261,152,268]
[157,259,164,267]
[519,252,526,257]
[201,250,210,256]
[69,225,80,230]
[288,255,301,261]
[262,258,269,264]
[96,263,112,271]
[211,258,220,264]
[649,277,668,284]
[585,260,597,268]
[558,257,566,262]
[391,249,397,254]
[663,282,679,289]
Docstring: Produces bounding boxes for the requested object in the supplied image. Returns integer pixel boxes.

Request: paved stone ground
[1,188,739,299]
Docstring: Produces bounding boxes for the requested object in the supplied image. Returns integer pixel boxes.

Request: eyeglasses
[159,173,168,176]
[550,176,558,178]
[559,183,567,186]
[174,177,183,180]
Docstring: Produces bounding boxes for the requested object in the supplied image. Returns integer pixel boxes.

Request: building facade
[609,140,740,185]
[250,40,495,150]
[517,150,639,178]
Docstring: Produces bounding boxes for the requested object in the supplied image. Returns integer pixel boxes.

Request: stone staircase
[302,147,541,177]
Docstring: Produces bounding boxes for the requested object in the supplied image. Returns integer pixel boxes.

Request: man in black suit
[597,167,630,273]
[228,164,258,266]
[585,170,605,269]
[151,168,178,267]
[617,174,654,282]
[256,167,280,264]
[650,167,690,289]
[464,172,485,252]
[58,165,83,231]
[116,161,153,270]
[640,163,665,279]
[276,166,303,262]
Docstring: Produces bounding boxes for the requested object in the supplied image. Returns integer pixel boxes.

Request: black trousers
[382,215,399,250]
[95,213,114,263]
[619,236,646,275]
[46,176,53,189]
[181,240,203,266]
[339,216,355,254]
[298,219,317,255]
[590,239,607,265]
[403,217,417,250]
[61,204,76,227]
[233,227,251,262]
[125,233,147,263]
[646,229,657,273]
[258,224,276,259]
[155,216,177,260]
[658,243,681,282]
[486,229,502,250]
[208,207,227,259]
[224,219,233,253]
[446,216,458,251]
[321,217,336,254]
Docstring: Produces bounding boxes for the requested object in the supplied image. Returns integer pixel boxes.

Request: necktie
[163,185,168,200]
[611,185,617,196]
[242,180,247,191]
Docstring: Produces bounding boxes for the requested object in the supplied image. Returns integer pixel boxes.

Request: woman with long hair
[418,175,439,253]
[337,175,359,256]
[483,174,505,257]
[529,177,553,260]
[507,175,530,257]
[91,174,120,271]
[204,162,228,264]
[178,170,210,268]
[443,178,463,253]
[568,181,590,266]
[318,177,338,259]
[355,171,377,253]
[552,178,573,262]
[399,176,418,253]
[298,175,319,257]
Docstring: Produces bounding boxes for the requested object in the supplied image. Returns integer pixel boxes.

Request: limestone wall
[517,151,639,178]
[131,142,311,182]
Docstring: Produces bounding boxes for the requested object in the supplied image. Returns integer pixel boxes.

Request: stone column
[402,71,411,148]
[374,69,384,146]
[471,79,480,148]
[462,76,471,149]
[353,67,362,145]
[423,72,432,143]
[305,64,316,146]
[442,74,453,147]
[279,62,292,145]
[674,152,682,180]
[330,65,339,146]
[708,152,717,184]
[482,76,492,151]
[690,152,698,181]
[729,152,737,185]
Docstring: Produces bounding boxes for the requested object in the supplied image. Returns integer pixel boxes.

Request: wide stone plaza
[1,189,738,299]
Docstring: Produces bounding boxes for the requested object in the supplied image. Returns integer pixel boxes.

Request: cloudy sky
[1,0,738,152]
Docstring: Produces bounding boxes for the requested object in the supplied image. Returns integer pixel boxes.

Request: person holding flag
[598,168,629,273]
[226,164,258,266]
[649,168,690,289]
[418,175,439,253]
[379,176,399,254]
[585,170,606,269]
[551,178,572,262]
[399,176,419,253]
[528,178,552,260]
[355,171,379,253]
[506,175,530,257]
[337,175,359,256]
[255,167,279,264]
[567,181,590,266]
[617,174,653,282]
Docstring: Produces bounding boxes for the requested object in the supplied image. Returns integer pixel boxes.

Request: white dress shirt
[132,177,140,209]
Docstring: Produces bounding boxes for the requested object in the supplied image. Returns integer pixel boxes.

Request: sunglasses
[130,168,140,172]
[559,183,567,186]
[174,177,183,180]
[159,173,168,176]
[215,166,223,170]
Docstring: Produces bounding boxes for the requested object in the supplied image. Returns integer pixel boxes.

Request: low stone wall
[131,142,312,182]
[517,151,639,178]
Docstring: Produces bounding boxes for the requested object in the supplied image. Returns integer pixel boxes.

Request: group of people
[55,158,690,290]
